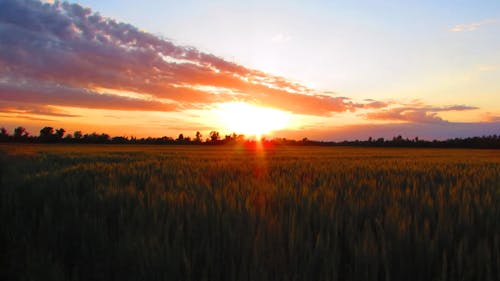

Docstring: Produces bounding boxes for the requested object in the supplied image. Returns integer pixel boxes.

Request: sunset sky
[1,0,499,140]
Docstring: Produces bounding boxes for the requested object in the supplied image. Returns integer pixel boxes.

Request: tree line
[0,126,243,145]
[1,126,499,148]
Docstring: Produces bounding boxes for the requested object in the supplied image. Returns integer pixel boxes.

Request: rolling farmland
[1,144,499,281]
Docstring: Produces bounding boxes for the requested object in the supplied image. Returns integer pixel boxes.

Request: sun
[216,102,291,139]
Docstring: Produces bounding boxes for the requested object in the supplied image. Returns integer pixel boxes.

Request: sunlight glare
[217,102,290,138]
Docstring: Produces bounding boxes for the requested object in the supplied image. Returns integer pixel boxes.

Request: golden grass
[1,144,499,281]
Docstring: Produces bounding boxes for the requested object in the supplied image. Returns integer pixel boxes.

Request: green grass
[1,144,499,281]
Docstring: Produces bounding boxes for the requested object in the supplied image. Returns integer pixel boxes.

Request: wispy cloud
[364,105,478,124]
[360,99,389,109]
[0,102,80,117]
[451,18,497,32]
[0,114,55,122]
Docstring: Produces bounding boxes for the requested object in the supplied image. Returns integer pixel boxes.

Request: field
[1,144,499,281]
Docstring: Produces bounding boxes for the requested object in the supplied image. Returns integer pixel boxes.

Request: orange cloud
[0,0,391,117]
[0,102,79,118]
[0,80,178,112]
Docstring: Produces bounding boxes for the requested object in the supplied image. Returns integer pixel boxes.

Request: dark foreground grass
[1,144,499,281]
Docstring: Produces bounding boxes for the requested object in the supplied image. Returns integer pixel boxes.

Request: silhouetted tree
[209,131,220,143]
[39,127,55,142]
[13,127,28,140]
[111,136,128,144]
[195,131,202,143]
[55,128,65,139]
[74,131,82,140]
[83,132,110,143]
[0,127,9,142]
[222,133,244,144]
[40,126,54,136]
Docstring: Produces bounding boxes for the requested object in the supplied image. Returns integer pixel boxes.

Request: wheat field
[1,144,499,281]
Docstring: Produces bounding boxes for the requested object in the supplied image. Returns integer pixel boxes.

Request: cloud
[359,99,389,109]
[364,105,478,124]
[482,112,500,122]
[0,78,178,111]
[451,18,498,32]
[366,108,446,124]
[0,113,54,122]
[0,0,363,116]
[0,102,80,117]
[0,0,483,128]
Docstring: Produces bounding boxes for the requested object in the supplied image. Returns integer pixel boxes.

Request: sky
[0,0,499,140]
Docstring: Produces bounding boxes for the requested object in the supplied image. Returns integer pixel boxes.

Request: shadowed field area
[1,144,499,281]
